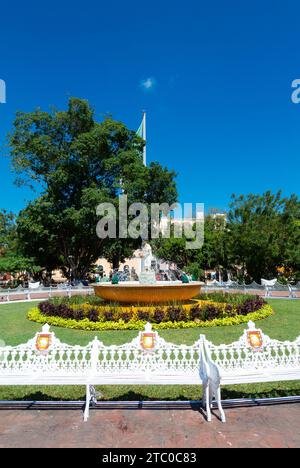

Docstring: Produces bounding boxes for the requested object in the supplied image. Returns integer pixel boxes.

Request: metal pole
[142,111,146,166]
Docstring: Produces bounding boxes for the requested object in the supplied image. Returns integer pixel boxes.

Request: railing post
[91,337,99,375]
[83,337,99,422]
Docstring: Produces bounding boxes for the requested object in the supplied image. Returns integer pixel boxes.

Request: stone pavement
[0,404,299,448]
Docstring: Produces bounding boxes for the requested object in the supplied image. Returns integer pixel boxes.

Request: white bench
[0,323,206,421]
[1,321,299,423]
[201,321,300,422]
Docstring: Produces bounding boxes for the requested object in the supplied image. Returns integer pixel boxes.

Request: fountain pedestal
[93,281,202,304]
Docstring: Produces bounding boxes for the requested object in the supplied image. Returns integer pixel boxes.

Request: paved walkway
[0,404,299,448]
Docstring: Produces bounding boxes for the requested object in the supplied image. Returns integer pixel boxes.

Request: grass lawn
[0,298,300,401]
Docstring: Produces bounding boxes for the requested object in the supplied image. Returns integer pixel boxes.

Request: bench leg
[84,385,99,421]
[83,384,91,422]
[202,381,212,422]
[216,387,226,423]
[90,385,99,406]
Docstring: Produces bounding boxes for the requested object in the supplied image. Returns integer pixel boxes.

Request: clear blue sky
[0,0,300,214]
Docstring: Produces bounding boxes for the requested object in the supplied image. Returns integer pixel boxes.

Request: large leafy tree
[200,215,229,280]
[151,235,192,269]
[0,209,40,277]
[151,216,229,280]
[276,195,300,281]
[227,191,300,282]
[152,192,300,284]
[0,209,16,255]
[9,98,177,278]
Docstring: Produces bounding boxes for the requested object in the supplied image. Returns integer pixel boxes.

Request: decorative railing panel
[205,321,300,372]
[0,324,203,378]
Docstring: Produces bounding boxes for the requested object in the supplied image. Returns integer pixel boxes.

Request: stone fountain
[94,243,201,304]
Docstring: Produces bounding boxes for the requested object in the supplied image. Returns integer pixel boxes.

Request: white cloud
[140,77,156,91]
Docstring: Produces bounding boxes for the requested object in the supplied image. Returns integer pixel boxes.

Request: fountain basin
[93,281,202,304]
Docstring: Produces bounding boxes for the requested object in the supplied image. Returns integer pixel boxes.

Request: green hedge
[28,304,274,331]
[38,294,268,323]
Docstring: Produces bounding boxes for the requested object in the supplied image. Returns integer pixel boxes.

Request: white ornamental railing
[1,321,300,423]
[201,321,300,422]
[0,324,203,379]
[0,284,93,302]
[203,281,300,298]
[0,323,206,421]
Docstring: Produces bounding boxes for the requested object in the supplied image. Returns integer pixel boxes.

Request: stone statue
[139,242,156,284]
[141,242,153,272]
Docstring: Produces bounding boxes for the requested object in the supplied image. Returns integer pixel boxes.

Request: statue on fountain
[139,242,156,284]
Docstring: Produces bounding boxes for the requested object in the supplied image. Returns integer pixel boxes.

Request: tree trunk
[112,255,120,271]
[218,269,222,283]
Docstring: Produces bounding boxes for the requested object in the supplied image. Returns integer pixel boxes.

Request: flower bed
[27,295,274,330]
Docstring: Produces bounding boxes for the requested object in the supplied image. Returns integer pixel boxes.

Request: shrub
[57,304,74,319]
[88,308,99,322]
[137,310,151,321]
[167,307,186,322]
[73,308,84,321]
[153,308,165,324]
[225,304,234,315]
[190,306,202,321]
[198,292,266,306]
[121,311,133,323]
[236,297,266,316]
[204,304,220,320]
[168,307,181,322]
[104,310,114,321]
[28,304,274,331]
[39,301,59,317]
[69,295,104,306]
[37,293,270,327]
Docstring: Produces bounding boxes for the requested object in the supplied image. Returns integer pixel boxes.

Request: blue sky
[0,0,300,214]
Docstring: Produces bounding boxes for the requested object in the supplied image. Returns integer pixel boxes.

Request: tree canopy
[9,98,178,278]
[152,191,300,283]
[0,209,40,277]
[227,191,300,282]
[0,209,15,255]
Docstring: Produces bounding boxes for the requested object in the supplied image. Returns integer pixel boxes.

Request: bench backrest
[0,323,204,377]
[2,321,300,381]
[204,321,300,372]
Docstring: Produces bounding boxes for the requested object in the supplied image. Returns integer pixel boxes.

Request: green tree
[0,209,40,278]
[200,215,229,281]
[0,209,16,255]
[151,216,229,281]
[151,235,192,269]
[9,98,177,278]
[0,254,40,277]
[227,191,300,282]
[185,262,204,280]
[279,197,300,281]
